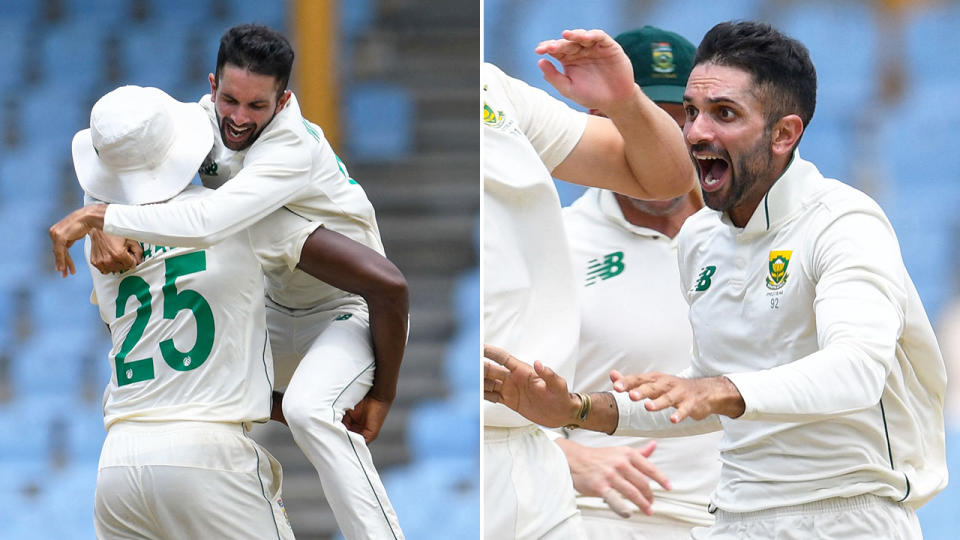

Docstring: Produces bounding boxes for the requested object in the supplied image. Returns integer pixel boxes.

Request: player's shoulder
[562,188,604,224]
[676,206,724,252]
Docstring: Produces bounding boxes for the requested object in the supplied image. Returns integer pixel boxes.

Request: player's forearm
[366,293,408,402]
[296,227,409,401]
[606,85,696,200]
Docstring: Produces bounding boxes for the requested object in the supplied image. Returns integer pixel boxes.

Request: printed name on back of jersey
[585,251,625,286]
[139,242,179,263]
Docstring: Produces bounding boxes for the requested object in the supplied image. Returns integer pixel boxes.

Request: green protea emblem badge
[483,103,505,128]
[766,250,793,290]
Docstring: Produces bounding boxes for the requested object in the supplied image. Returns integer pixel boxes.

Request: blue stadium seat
[229,0,288,29]
[13,461,98,539]
[917,429,960,536]
[380,457,479,540]
[776,2,876,115]
[0,21,27,90]
[904,3,960,85]
[10,327,95,398]
[61,0,129,23]
[799,119,851,184]
[119,19,192,91]
[406,396,479,460]
[643,0,761,47]
[20,82,88,155]
[451,268,479,327]
[341,0,374,39]
[39,19,110,93]
[0,145,64,207]
[345,82,413,161]
[444,327,479,398]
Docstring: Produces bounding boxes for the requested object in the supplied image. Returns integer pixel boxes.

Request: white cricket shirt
[483,63,588,427]
[102,93,384,309]
[616,152,947,512]
[90,186,274,428]
[563,188,720,525]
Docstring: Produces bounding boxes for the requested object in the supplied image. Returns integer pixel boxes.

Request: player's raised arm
[538,29,696,201]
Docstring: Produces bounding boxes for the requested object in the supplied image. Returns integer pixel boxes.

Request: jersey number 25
[113,251,215,387]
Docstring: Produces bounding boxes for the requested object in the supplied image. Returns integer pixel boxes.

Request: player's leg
[279,306,403,540]
[483,425,585,540]
[95,466,159,539]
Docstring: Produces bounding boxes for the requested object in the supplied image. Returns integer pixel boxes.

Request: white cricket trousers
[579,507,697,539]
[267,298,403,540]
[484,424,586,539]
[693,493,922,539]
[95,420,294,539]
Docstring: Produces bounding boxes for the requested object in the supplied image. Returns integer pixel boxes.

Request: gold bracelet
[578,392,592,423]
[564,392,591,429]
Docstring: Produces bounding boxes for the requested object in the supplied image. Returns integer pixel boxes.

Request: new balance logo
[585,251,625,286]
[693,265,716,292]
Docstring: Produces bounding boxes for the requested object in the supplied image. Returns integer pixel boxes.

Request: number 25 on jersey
[113,251,215,386]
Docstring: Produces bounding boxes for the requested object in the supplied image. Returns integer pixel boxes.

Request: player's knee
[281,389,340,433]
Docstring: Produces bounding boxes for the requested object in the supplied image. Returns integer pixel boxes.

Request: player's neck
[614,192,700,239]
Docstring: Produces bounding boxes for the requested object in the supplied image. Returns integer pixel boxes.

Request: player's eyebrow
[682,94,742,107]
[222,92,269,106]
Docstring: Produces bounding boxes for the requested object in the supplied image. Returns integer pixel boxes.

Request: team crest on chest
[765,250,793,290]
[482,103,506,128]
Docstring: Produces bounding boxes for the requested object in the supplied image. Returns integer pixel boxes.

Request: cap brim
[73,94,213,205]
[642,85,686,104]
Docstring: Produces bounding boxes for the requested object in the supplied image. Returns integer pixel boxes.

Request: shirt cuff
[612,391,640,436]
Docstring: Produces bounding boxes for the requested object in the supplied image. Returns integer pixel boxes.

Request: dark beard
[701,136,775,215]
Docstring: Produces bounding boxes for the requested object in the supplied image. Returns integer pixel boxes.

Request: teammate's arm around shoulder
[540,29,696,200]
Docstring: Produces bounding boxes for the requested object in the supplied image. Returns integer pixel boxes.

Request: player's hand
[610,371,746,423]
[343,394,393,444]
[484,344,579,428]
[557,438,671,517]
[534,29,636,113]
[49,205,107,277]
[89,229,142,274]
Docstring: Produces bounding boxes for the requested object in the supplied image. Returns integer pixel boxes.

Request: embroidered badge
[651,42,676,75]
[765,251,793,290]
[483,103,505,128]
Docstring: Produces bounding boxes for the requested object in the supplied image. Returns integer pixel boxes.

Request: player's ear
[277,89,292,112]
[770,114,803,157]
[208,73,218,99]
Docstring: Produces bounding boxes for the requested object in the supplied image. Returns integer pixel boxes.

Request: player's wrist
[597,83,644,120]
[714,376,745,418]
[368,384,396,403]
[563,392,591,429]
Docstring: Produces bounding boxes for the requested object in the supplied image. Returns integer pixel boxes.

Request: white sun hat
[72,85,213,205]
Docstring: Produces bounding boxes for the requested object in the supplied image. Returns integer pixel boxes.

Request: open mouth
[694,153,730,193]
[224,121,253,144]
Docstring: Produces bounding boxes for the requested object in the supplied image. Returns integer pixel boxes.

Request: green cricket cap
[615,26,695,104]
